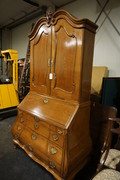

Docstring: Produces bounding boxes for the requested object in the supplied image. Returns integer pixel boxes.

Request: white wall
[11,19,37,59]
[62,0,120,77]
[4,0,120,77]
[2,29,11,50]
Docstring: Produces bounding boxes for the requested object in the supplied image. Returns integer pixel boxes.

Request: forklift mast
[1,49,18,91]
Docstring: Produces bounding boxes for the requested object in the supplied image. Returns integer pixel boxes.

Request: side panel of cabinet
[30,24,51,95]
[51,19,84,101]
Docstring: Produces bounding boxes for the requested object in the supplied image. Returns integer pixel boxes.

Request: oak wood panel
[48,160,61,176]
[20,127,48,156]
[18,92,77,128]
[49,131,64,147]
[30,25,51,95]
[51,22,78,100]
[68,102,92,172]
[12,121,24,140]
[48,142,63,165]
[25,113,49,138]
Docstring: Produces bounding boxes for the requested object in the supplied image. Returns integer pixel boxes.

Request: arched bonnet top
[28,9,98,41]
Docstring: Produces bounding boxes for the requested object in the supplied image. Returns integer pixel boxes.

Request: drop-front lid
[18,92,78,129]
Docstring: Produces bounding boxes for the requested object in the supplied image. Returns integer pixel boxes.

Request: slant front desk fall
[12,10,97,180]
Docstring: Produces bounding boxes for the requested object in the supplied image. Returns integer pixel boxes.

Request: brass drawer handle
[19,111,23,115]
[21,117,24,123]
[53,135,58,141]
[34,123,39,129]
[28,145,33,152]
[58,129,63,135]
[18,125,21,131]
[49,162,56,169]
[51,148,57,155]
[43,99,48,104]
[35,116,39,122]
[32,134,36,140]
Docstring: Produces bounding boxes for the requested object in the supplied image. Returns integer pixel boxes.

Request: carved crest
[46,9,55,24]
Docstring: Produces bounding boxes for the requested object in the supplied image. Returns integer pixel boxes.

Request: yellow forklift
[0,49,19,117]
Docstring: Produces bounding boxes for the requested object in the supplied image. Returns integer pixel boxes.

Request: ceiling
[0,0,74,29]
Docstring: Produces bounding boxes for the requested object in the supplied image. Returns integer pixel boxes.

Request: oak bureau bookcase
[12,10,98,180]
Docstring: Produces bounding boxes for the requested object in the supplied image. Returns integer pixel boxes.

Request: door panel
[30,25,51,95]
[51,20,83,100]
[53,27,76,92]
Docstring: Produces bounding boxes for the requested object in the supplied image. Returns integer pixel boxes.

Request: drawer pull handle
[35,116,39,122]
[51,148,57,155]
[58,129,63,135]
[43,99,48,104]
[18,125,21,131]
[32,134,36,140]
[28,145,33,152]
[34,123,39,129]
[21,117,24,122]
[53,135,58,141]
[19,111,23,115]
[49,162,56,169]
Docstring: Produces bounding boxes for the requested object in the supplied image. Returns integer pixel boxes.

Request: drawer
[48,143,63,165]
[20,127,48,157]
[11,122,24,140]
[50,126,64,147]
[17,110,26,125]
[48,160,61,175]
[25,113,49,138]
[49,131,64,147]
[50,126,64,135]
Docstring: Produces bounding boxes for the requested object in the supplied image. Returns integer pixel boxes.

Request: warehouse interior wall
[2,0,120,77]
[2,29,11,50]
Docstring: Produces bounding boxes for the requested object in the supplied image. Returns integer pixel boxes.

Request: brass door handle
[48,59,50,67]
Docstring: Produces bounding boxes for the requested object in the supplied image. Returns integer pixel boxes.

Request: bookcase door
[51,18,83,101]
[30,24,51,95]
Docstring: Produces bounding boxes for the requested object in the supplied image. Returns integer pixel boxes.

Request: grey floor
[0,115,95,180]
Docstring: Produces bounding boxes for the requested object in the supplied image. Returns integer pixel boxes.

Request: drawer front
[27,118,49,138]
[18,110,49,138]
[48,160,61,175]
[49,131,64,147]
[17,110,26,125]
[48,143,63,165]
[20,127,48,157]
[50,126,64,147]
[50,126,64,135]
[12,121,24,140]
